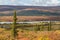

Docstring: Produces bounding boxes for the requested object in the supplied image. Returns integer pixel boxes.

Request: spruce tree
[35,24,40,31]
[48,21,51,31]
[11,10,17,40]
[40,22,44,31]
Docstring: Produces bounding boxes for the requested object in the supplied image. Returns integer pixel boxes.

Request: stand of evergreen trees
[11,10,52,40]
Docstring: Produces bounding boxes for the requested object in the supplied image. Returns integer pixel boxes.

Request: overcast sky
[0,0,60,6]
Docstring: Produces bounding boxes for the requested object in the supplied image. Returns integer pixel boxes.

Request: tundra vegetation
[0,11,60,40]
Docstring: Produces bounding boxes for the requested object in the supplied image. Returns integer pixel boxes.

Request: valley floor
[0,21,60,40]
[0,16,60,22]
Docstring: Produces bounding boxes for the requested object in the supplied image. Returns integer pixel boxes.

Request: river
[0,21,60,24]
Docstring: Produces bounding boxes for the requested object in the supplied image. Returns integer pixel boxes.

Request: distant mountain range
[0,5,60,16]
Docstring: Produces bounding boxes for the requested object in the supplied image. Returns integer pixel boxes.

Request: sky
[0,0,60,6]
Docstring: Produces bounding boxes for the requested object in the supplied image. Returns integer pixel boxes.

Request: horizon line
[0,5,60,7]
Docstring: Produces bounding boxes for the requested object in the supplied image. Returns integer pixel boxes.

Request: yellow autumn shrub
[38,36,50,40]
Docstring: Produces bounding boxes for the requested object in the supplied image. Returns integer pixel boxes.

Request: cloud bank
[0,0,60,6]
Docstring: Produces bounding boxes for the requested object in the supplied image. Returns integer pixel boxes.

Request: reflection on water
[0,21,60,24]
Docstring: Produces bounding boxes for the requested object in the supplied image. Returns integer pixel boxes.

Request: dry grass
[0,28,12,40]
[0,28,60,40]
[17,30,60,40]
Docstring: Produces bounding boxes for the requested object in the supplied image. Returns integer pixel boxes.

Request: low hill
[0,10,60,16]
[0,5,60,16]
